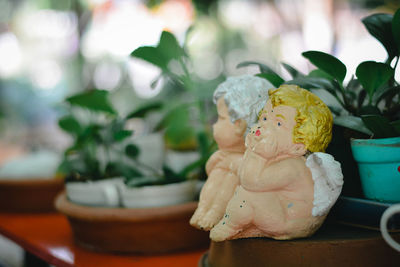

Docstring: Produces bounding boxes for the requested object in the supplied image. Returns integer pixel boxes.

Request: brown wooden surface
[0,212,207,267]
[55,193,210,254]
[0,178,64,213]
[204,223,400,267]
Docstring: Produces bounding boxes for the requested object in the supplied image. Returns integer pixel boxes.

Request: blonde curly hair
[268,85,333,152]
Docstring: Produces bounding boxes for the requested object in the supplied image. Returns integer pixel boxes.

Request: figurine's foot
[210,221,238,242]
[197,209,224,230]
[190,207,207,228]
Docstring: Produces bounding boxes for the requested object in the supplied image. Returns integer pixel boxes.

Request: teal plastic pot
[351,137,400,203]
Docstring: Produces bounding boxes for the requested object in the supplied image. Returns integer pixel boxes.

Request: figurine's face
[246,100,306,159]
[213,97,246,149]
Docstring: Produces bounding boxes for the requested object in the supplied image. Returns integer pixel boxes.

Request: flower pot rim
[55,192,199,221]
[123,179,195,190]
[0,177,64,186]
[350,136,400,147]
[65,177,124,184]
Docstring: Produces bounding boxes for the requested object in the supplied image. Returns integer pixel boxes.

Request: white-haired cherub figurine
[210,85,344,241]
[190,75,274,230]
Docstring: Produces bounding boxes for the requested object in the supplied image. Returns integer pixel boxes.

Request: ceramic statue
[209,84,344,241]
[190,75,274,230]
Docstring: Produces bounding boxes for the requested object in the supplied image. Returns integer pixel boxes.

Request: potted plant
[238,8,400,204]
[130,30,218,184]
[55,31,216,253]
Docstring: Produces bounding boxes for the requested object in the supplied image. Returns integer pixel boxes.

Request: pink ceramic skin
[210,100,325,241]
[190,97,246,230]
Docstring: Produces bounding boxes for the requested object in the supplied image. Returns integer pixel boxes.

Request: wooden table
[0,213,207,267]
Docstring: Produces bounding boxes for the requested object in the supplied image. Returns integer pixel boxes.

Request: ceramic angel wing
[306,152,344,217]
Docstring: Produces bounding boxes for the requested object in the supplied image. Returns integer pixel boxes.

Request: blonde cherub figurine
[190,75,274,231]
[210,84,343,241]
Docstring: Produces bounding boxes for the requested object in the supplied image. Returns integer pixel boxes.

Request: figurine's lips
[255,129,261,136]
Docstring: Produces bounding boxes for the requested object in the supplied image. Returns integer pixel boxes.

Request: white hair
[213,75,274,129]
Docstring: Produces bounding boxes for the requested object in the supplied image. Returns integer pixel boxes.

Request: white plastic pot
[66,178,124,207]
[118,180,197,208]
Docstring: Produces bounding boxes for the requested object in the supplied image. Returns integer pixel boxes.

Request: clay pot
[0,178,64,213]
[55,192,209,254]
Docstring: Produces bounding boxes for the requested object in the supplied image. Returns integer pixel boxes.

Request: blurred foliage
[58,88,186,186]
[131,30,218,179]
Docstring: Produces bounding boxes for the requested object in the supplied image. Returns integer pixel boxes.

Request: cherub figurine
[190,75,273,230]
[210,84,343,241]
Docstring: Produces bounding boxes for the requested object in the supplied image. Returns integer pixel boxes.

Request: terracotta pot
[55,192,210,254]
[0,178,64,213]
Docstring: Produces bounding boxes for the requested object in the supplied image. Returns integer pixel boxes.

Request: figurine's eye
[263,117,267,121]
[277,122,281,126]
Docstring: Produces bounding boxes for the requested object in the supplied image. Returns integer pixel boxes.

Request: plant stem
[338,82,357,115]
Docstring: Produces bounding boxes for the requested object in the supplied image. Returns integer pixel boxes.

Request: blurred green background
[0,0,399,155]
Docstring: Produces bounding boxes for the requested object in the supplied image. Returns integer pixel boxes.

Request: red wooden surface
[0,213,208,267]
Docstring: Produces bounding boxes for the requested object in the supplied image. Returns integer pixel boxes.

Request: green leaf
[126,176,169,187]
[67,90,116,114]
[113,130,133,142]
[157,31,185,60]
[163,165,185,182]
[281,62,304,78]
[196,131,210,158]
[236,61,279,75]
[105,162,142,179]
[357,90,367,109]
[125,144,140,159]
[308,69,334,80]
[334,115,372,135]
[161,105,196,146]
[327,106,342,116]
[390,120,400,135]
[356,61,394,102]
[126,102,163,119]
[286,77,338,97]
[361,115,398,138]
[302,51,347,83]
[359,105,381,115]
[362,13,398,61]
[374,85,400,104]
[255,73,284,87]
[393,9,400,55]
[131,46,167,70]
[58,116,82,135]
[179,157,206,178]
[346,77,361,91]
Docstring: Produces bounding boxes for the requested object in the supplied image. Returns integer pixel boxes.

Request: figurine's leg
[190,168,226,227]
[252,193,287,238]
[198,172,239,230]
[210,186,253,242]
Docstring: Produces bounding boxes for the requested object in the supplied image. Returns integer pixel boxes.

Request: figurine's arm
[249,159,303,192]
[205,151,224,175]
[229,155,243,175]
[259,167,293,191]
